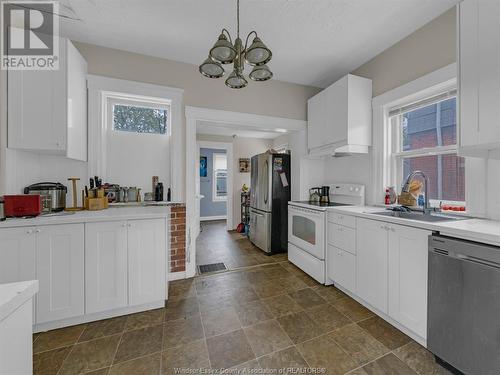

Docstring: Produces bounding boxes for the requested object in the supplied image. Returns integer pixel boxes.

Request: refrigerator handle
[264,159,269,205]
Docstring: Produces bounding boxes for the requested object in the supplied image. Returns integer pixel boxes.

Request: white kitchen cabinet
[8,38,88,161]
[128,219,166,305]
[327,245,356,293]
[459,0,500,155]
[85,221,128,314]
[307,74,372,156]
[388,224,430,339]
[0,227,36,284]
[36,224,84,324]
[356,218,388,314]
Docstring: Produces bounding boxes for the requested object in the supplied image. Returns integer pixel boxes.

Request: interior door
[195,146,202,239]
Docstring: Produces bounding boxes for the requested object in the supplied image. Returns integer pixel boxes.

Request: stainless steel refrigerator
[249,152,291,253]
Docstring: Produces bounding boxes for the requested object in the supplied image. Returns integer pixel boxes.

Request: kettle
[309,187,321,203]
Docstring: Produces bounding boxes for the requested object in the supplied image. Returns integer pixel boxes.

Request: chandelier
[199,0,273,89]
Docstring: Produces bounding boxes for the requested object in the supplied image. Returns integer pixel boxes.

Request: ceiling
[59,0,458,88]
[196,120,286,139]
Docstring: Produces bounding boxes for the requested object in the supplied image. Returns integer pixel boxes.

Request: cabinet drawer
[327,245,356,293]
[328,223,356,254]
[328,213,356,228]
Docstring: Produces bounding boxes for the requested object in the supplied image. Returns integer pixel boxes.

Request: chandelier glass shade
[199,0,273,89]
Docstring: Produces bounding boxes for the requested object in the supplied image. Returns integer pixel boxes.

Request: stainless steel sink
[370,210,468,222]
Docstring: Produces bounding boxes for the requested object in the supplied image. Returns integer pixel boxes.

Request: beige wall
[197,134,272,229]
[74,42,319,121]
[353,7,456,97]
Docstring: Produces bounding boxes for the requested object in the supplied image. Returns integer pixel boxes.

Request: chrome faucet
[401,171,435,215]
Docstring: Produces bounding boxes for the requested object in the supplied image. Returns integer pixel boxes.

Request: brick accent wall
[170,205,186,273]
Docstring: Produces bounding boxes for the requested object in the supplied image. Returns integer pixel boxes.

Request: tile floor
[196,220,287,272]
[32,261,452,375]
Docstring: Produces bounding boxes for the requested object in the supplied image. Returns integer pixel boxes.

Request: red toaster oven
[3,195,42,217]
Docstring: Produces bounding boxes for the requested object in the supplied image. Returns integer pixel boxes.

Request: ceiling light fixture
[199,0,273,89]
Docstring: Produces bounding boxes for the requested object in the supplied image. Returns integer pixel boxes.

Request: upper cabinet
[307,74,372,156]
[8,38,88,161]
[459,0,500,156]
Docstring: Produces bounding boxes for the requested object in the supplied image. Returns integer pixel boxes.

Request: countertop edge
[326,205,500,247]
[0,280,39,323]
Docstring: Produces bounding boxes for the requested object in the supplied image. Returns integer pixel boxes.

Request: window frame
[107,96,171,136]
[212,152,227,202]
[387,92,464,206]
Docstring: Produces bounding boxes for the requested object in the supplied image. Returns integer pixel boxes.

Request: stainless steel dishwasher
[428,234,500,375]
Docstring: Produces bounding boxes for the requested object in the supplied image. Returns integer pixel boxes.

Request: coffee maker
[320,186,330,204]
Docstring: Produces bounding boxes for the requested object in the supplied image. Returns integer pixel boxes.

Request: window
[389,91,465,205]
[113,103,168,134]
[213,153,227,201]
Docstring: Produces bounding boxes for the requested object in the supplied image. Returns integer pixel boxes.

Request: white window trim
[371,63,457,205]
[87,75,183,201]
[212,153,227,202]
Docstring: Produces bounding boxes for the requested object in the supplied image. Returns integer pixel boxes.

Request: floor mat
[198,262,227,274]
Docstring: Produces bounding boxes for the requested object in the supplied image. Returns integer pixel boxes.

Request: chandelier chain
[237,0,240,38]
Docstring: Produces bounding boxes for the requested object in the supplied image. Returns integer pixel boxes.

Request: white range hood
[307,74,372,158]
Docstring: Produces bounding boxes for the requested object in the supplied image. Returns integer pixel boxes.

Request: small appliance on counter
[0,198,5,221]
[309,187,321,202]
[319,186,330,204]
[3,195,42,217]
[24,182,67,212]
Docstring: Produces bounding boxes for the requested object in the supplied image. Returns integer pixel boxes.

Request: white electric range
[287,183,365,284]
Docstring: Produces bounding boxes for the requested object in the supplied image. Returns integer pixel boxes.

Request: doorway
[185,106,307,277]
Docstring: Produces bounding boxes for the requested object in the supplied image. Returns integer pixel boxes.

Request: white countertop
[0,203,182,228]
[0,281,38,323]
[327,205,500,247]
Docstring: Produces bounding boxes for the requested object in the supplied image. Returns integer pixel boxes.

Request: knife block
[85,197,108,211]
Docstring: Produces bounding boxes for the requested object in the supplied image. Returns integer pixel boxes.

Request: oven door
[288,204,325,259]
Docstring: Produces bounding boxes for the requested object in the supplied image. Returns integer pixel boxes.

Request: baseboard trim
[200,215,227,221]
[168,271,186,281]
[34,300,165,333]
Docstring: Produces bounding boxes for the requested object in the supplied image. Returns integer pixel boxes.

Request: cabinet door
[327,245,356,293]
[85,221,128,314]
[7,39,67,152]
[388,224,429,339]
[128,219,166,306]
[476,1,500,146]
[356,218,388,313]
[459,0,480,148]
[0,227,36,284]
[66,40,88,161]
[307,92,326,150]
[36,224,84,324]
[324,76,348,145]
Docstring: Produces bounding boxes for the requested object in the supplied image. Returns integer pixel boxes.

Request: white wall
[197,134,272,229]
[106,130,170,194]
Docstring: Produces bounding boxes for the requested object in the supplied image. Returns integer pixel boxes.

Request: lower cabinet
[327,245,356,293]
[356,218,389,314]
[0,227,36,284]
[128,219,166,305]
[36,224,85,324]
[388,224,429,339]
[85,218,166,313]
[85,221,128,314]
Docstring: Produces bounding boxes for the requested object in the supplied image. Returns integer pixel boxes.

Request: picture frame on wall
[200,156,207,177]
[239,158,250,173]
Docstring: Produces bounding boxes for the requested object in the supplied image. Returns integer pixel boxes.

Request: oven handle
[288,205,323,216]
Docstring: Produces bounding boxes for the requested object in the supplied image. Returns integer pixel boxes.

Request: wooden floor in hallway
[196,220,287,273]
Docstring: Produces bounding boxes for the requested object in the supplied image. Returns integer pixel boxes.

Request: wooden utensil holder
[85,197,108,211]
